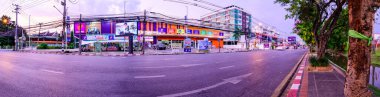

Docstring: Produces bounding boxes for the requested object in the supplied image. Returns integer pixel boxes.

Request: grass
[309,56,329,67]
[325,53,347,70]
[369,85,380,97]
[372,50,380,67]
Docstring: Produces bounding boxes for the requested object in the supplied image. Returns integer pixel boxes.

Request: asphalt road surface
[0,49,306,97]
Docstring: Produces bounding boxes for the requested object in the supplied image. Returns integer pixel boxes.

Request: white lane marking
[256,59,264,62]
[134,75,166,79]
[41,69,64,74]
[218,65,235,70]
[134,66,180,69]
[180,64,203,67]
[135,64,204,69]
[158,73,252,97]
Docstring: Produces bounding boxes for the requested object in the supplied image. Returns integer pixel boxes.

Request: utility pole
[79,14,82,55]
[13,4,20,51]
[61,0,67,52]
[28,15,31,49]
[38,23,42,43]
[142,10,146,55]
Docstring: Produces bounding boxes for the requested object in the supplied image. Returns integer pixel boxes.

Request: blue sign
[187,29,192,34]
[198,40,209,50]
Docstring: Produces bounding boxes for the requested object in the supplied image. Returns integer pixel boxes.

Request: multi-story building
[201,5,252,49]
[201,5,252,33]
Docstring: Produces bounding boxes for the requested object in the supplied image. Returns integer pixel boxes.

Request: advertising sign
[101,21,115,34]
[74,22,86,34]
[116,22,138,36]
[86,22,101,35]
[288,36,296,42]
[198,40,209,50]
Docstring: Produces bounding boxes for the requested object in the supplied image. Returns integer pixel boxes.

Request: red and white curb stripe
[287,55,307,97]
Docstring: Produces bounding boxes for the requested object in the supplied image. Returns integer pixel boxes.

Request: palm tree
[233,28,252,50]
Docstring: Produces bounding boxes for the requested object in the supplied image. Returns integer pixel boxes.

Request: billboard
[288,36,296,42]
[74,22,86,34]
[115,22,138,36]
[86,22,101,35]
[101,21,115,34]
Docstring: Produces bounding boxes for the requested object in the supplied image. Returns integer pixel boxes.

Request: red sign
[168,28,176,34]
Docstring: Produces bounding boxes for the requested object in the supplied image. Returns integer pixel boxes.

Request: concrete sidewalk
[285,54,345,97]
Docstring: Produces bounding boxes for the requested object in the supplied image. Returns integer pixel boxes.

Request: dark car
[157,43,166,50]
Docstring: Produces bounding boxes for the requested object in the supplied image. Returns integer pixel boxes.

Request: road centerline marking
[219,65,235,70]
[134,75,166,79]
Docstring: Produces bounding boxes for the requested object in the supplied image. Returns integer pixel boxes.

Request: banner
[116,22,138,35]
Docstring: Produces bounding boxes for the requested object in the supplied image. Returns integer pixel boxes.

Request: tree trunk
[344,0,374,96]
[317,35,328,59]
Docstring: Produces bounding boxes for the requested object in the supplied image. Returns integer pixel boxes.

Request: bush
[37,43,48,49]
[309,56,329,67]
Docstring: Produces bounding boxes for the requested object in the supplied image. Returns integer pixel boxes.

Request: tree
[275,0,347,59]
[344,0,380,96]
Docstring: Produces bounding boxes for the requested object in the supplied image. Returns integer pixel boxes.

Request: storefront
[72,20,227,52]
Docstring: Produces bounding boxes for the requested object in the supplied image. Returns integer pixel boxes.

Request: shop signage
[194,30,200,34]
[219,32,224,36]
[186,29,192,34]
[85,35,112,41]
[168,28,176,34]
[177,29,185,34]
[201,30,207,35]
[158,28,167,34]
[208,31,213,36]
[172,43,182,49]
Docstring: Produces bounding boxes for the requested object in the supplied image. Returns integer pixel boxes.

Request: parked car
[157,43,166,50]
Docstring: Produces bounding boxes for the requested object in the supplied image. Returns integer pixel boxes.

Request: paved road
[0,49,306,97]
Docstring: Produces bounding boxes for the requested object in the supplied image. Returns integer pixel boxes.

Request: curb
[286,54,308,97]
[328,60,346,77]
[271,52,308,97]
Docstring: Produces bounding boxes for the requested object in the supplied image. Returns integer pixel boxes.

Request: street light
[2,18,9,24]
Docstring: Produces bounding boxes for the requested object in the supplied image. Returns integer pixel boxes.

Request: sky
[0,0,300,39]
